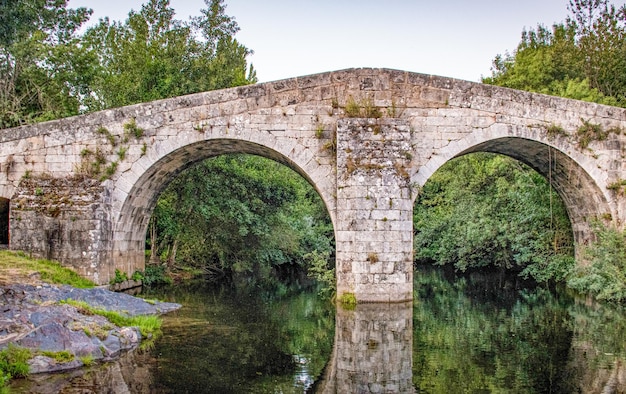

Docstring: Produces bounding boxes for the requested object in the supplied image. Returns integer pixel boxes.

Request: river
[9,266,626,393]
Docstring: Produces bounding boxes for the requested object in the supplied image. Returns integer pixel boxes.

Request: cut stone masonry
[1,68,625,302]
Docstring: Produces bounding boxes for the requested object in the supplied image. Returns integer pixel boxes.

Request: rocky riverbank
[0,283,180,374]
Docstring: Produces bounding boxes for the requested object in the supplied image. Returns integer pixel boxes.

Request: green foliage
[546,123,567,139]
[414,153,574,284]
[109,268,128,285]
[568,222,626,302]
[148,154,333,289]
[97,126,116,146]
[123,118,143,141]
[0,344,31,384]
[131,270,144,281]
[39,350,74,363]
[142,264,173,287]
[79,354,94,367]
[343,96,382,118]
[305,250,335,298]
[338,292,357,308]
[576,118,608,148]
[0,0,256,129]
[0,0,94,128]
[81,0,255,111]
[484,0,626,107]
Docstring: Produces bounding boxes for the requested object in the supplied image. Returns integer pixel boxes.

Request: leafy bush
[109,268,128,285]
[0,344,31,385]
[568,222,626,303]
[414,153,574,284]
[142,265,172,287]
[305,250,335,298]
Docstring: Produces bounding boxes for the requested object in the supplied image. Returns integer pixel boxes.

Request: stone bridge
[1,68,626,302]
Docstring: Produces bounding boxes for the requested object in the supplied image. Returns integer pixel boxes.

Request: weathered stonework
[336,118,414,302]
[0,68,626,302]
[10,177,112,283]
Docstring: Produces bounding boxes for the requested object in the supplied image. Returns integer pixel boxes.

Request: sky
[67,0,625,83]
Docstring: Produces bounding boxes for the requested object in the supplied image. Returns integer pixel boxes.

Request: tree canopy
[483,0,626,107]
[0,0,256,128]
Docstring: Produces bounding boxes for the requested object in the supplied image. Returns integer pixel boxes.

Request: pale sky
[67,0,625,83]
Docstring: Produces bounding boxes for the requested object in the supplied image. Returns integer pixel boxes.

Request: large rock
[0,283,180,374]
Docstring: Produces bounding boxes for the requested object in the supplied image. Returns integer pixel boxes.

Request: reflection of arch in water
[413,136,613,255]
[110,137,336,280]
[315,303,413,393]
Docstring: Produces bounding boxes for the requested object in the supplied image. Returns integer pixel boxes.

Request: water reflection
[8,269,626,393]
[317,303,413,393]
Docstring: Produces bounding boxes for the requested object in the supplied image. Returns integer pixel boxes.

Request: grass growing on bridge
[0,250,94,288]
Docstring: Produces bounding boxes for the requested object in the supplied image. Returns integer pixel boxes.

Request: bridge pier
[335,119,414,303]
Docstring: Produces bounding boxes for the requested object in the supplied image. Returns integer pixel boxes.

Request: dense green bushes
[414,153,575,285]
[147,154,334,289]
[568,222,626,302]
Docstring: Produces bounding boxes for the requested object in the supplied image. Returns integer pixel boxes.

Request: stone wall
[10,177,112,283]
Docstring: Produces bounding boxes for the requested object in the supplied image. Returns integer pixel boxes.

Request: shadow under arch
[413,136,612,257]
[110,138,336,277]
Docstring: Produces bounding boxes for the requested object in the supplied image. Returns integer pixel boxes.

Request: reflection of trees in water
[11,271,626,392]
[11,283,335,393]
[412,267,626,393]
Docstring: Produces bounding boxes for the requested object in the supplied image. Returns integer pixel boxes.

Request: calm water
[10,267,626,393]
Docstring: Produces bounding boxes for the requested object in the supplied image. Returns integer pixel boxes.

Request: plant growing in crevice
[109,268,128,285]
[345,96,361,117]
[394,160,409,179]
[102,161,118,181]
[361,97,382,118]
[607,179,626,195]
[97,126,116,146]
[576,119,608,149]
[123,118,144,142]
[546,124,567,140]
[387,100,402,117]
[338,292,357,309]
[116,147,128,161]
[315,123,325,139]
[346,156,357,175]
[79,148,107,178]
[344,96,383,118]
[367,252,379,263]
[322,127,337,154]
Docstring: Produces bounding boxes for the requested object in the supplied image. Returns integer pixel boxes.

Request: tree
[484,0,626,107]
[0,0,94,128]
[82,0,255,110]
[148,155,333,287]
[414,153,574,284]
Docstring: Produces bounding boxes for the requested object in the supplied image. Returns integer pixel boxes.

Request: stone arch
[109,137,336,278]
[413,134,612,256]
